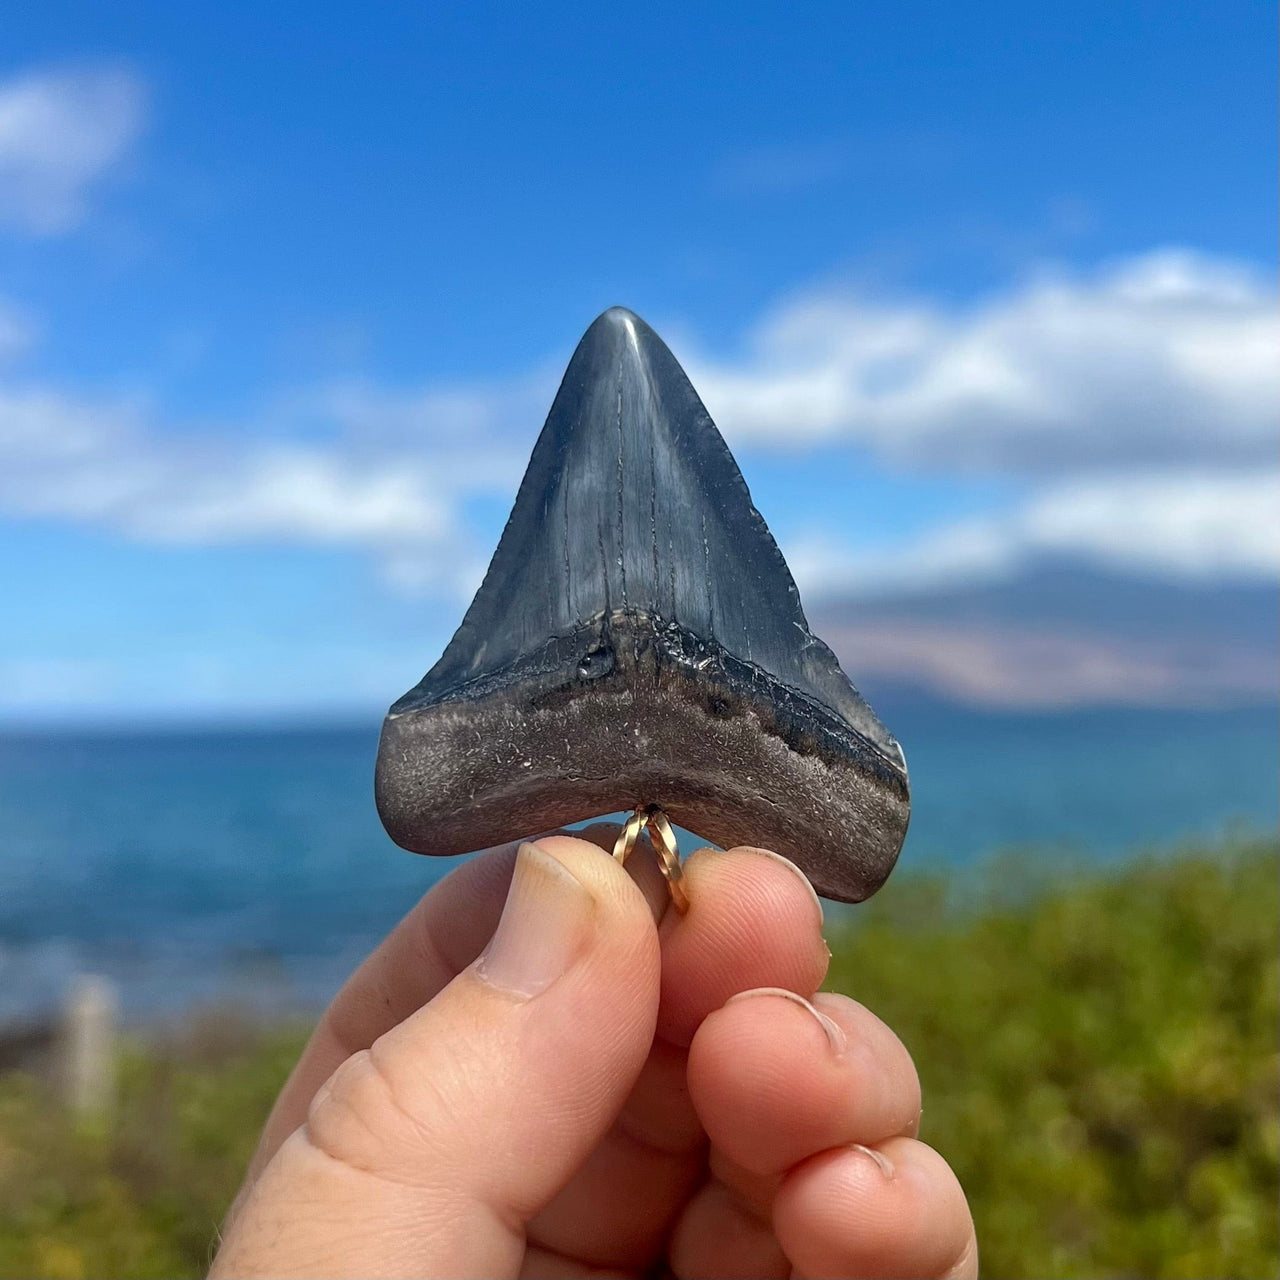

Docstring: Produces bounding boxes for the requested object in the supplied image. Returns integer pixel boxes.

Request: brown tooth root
[375,307,909,904]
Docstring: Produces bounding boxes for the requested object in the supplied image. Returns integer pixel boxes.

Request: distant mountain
[810,562,1279,712]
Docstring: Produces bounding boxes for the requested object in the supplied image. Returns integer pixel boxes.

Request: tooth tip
[592,304,644,328]
[576,306,664,379]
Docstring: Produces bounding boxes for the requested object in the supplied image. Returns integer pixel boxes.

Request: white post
[63,974,118,1117]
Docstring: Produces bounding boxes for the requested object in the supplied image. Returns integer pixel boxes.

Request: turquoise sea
[0,706,1276,1024]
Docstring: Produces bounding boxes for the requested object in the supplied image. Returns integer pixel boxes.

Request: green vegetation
[0,1021,306,1280]
[828,838,1279,1279]
[1,839,1276,1279]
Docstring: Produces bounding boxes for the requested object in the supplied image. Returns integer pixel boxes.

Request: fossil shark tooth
[375,307,909,902]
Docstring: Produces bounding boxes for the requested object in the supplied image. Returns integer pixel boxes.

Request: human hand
[211,831,977,1278]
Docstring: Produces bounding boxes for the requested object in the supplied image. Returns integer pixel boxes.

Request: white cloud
[1015,470,1280,578]
[691,251,1278,472]
[123,449,451,544]
[789,469,1280,598]
[0,65,145,234]
[0,380,512,595]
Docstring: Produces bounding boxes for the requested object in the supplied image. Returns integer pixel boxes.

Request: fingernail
[475,842,595,999]
[738,847,824,927]
[851,1143,895,1179]
[726,986,845,1054]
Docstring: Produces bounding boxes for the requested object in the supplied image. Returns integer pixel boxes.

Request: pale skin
[211,828,978,1279]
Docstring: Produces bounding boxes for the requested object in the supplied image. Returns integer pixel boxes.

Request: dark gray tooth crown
[375,307,909,902]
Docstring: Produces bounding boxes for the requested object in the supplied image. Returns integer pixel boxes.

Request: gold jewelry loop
[643,806,690,914]
[611,808,647,863]
[611,805,689,914]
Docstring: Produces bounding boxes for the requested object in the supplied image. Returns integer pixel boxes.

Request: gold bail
[611,805,690,914]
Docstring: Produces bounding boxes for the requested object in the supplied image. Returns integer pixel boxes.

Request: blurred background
[0,4,1276,1277]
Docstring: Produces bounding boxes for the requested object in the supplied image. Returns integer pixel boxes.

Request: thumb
[212,836,661,1279]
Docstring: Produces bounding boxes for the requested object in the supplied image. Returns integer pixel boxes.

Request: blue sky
[1,2,1276,720]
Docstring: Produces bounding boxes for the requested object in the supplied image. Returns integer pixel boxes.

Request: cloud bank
[692,251,1277,472]
[0,381,523,597]
[788,468,1280,600]
[0,65,145,234]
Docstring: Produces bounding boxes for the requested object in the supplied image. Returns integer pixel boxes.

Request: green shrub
[0,1018,308,1279]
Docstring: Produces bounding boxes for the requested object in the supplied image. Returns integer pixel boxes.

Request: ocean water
[0,706,1275,1024]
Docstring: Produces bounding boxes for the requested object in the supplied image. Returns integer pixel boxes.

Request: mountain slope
[810,563,1278,711]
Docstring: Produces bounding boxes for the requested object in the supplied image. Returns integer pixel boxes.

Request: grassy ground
[0,838,1276,1279]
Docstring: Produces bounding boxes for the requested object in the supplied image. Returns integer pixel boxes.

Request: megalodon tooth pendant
[375,308,909,903]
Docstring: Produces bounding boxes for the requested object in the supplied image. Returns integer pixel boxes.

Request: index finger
[659,844,830,1045]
